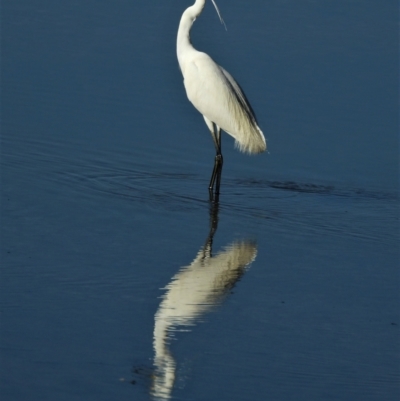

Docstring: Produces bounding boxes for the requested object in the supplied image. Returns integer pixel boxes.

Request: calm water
[1,1,399,400]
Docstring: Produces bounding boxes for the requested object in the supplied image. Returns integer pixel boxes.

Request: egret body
[177,0,266,196]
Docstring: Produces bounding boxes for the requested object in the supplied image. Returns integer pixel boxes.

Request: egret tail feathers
[232,123,265,154]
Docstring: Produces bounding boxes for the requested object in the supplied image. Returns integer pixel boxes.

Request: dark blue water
[1,1,399,400]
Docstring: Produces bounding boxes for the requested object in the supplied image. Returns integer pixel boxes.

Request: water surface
[1,1,399,400]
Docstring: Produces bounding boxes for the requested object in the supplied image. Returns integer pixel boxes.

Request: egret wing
[218,66,259,126]
[183,52,266,154]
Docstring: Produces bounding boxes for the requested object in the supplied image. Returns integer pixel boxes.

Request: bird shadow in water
[209,158,223,202]
[143,198,258,400]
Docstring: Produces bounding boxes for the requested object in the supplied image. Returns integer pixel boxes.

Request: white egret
[177,0,266,196]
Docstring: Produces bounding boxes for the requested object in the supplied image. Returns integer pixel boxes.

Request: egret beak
[211,0,227,30]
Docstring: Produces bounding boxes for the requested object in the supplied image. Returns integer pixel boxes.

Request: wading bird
[177,0,266,198]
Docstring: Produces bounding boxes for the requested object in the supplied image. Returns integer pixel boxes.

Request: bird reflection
[151,201,257,400]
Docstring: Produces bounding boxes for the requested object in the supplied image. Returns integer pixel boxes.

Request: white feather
[177,0,266,155]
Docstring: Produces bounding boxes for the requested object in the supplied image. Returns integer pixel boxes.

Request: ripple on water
[3,135,398,246]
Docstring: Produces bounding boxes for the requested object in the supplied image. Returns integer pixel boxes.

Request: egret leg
[209,124,223,199]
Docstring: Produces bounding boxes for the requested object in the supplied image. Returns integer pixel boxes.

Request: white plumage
[177,0,266,165]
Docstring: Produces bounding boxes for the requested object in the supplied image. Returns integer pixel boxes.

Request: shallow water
[1,1,399,400]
